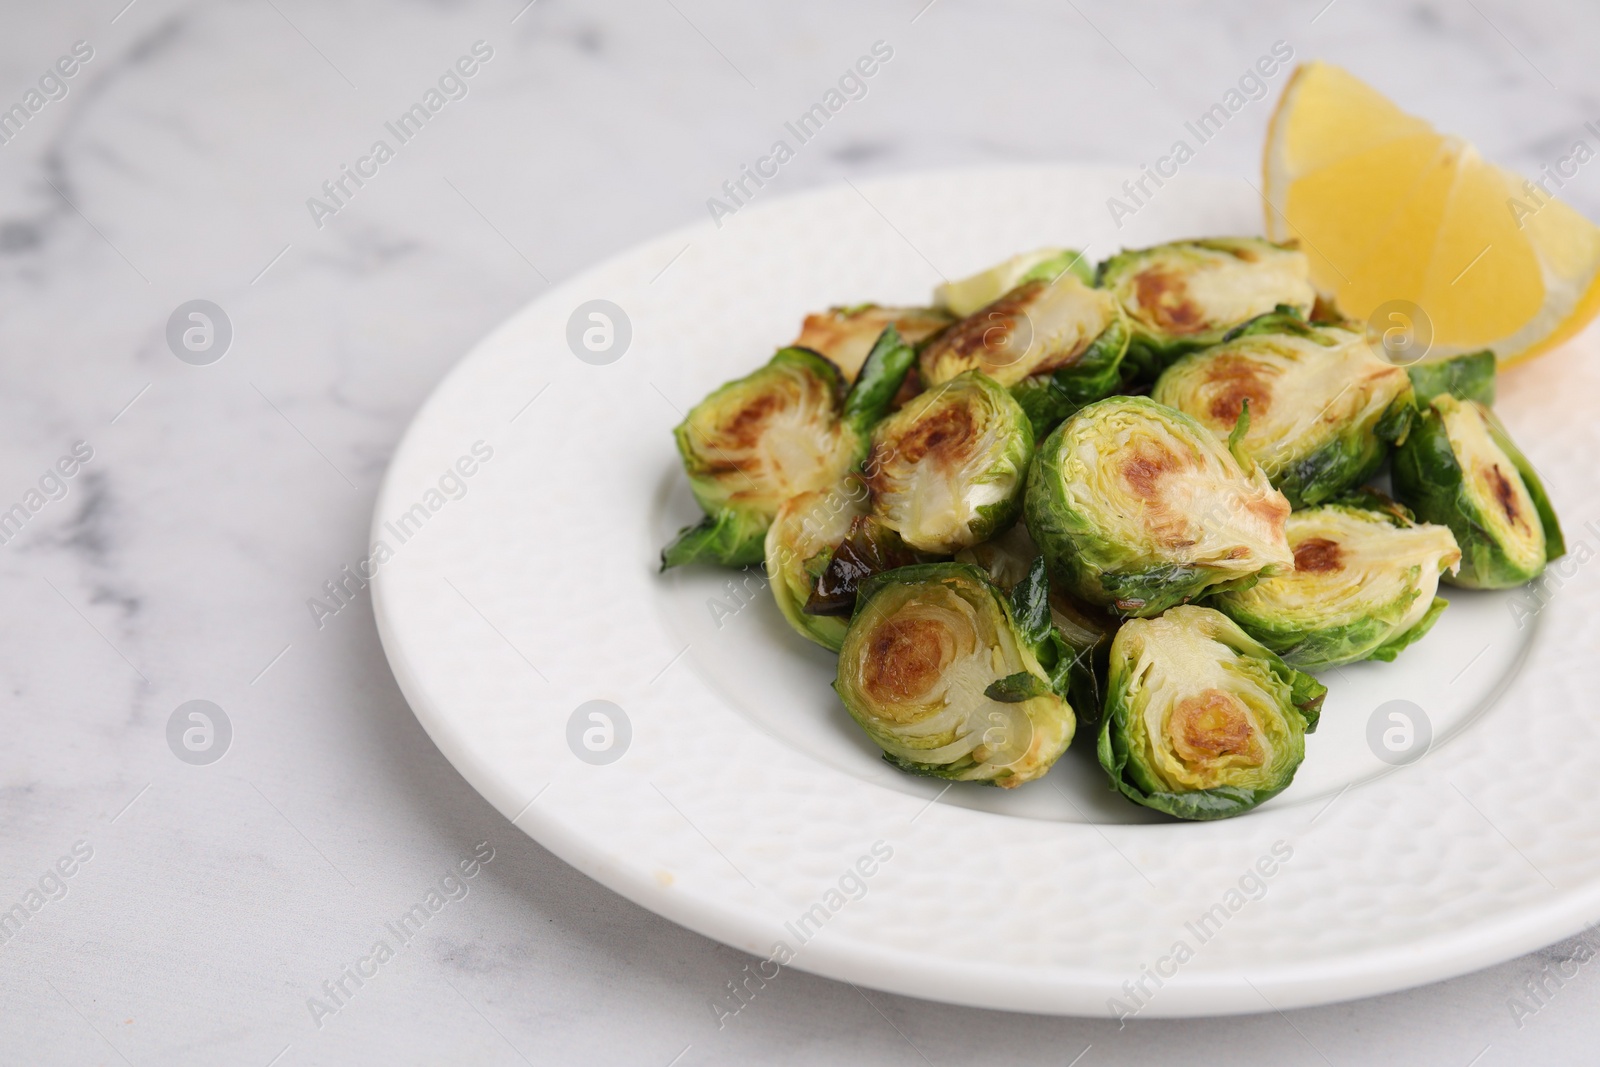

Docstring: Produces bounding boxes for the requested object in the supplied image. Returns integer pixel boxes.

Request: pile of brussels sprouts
[661,238,1565,820]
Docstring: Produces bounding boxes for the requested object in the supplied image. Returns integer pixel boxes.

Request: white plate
[372,166,1600,1017]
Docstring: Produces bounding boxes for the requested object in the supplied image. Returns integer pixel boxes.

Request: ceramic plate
[371,166,1600,1017]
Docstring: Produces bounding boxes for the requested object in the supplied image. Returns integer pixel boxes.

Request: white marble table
[3,1,1598,1062]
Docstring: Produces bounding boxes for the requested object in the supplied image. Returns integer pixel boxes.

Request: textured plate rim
[372,163,1600,1017]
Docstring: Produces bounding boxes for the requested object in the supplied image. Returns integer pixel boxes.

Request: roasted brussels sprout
[1097,605,1325,820]
[1207,493,1462,670]
[935,248,1093,318]
[836,562,1076,787]
[1392,395,1565,589]
[766,481,918,651]
[920,271,1130,437]
[1098,238,1316,380]
[1151,313,1415,507]
[765,477,875,651]
[663,329,914,569]
[792,304,954,381]
[864,370,1034,554]
[1025,396,1293,617]
[1405,349,1496,407]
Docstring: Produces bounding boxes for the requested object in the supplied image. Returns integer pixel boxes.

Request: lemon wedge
[1263,60,1600,363]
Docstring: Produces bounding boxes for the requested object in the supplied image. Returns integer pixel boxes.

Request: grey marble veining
[2,0,1598,1063]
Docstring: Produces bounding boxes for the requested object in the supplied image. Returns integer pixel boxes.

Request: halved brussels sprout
[804,514,919,619]
[1097,605,1325,820]
[1406,349,1496,407]
[864,370,1034,553]
[792,304,954,381]
[1098,238,1316,380]
[663,329,915,569]
[1207,493,1462,670]
[836,562,1076,787]
[934,248,1094,318]
[1392,395,1565,589]
[765,477,918,651]
[1025,395,1293,617]
[764,477,870,651]
[920,271,1130,438]
[1151,313,1415,508]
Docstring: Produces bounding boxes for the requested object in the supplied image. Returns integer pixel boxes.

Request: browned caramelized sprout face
[920,271,1131,437]
[1152,314,1415,507]
[1098,605,1325,820]
[1098,238,1316,379]
[865,371,1034,554]
[836,563,1076,787]
[664,330,916,568]
[1209,494,1461,670]
[1392,395,1565,588]
[921,272,1123,389]
[1025,396,1293,617]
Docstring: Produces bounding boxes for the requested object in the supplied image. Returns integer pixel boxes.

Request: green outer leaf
[1331,486,1416,522]
[841,326,915,434]
[1091,563,1258,616]
[1368,596,1448,663]
[1374,391,1416,448]
[1271,414,1396,509]
[1391,398,1557,588]
[1095,610,1322,821]
[1047,611,1114,728]
[1008,556,1054,657]
[773,577,851,651]
[1219,306,1318,343]
[998,554,1111,713]
[1407,350,1497,407]
[985,671,1053,702]
[1214,600,1397,672]
[660,510,768,569]
[1288,668,1327,728]
[1212,570,1444,671]
[879,750,979,783]
[1226,399,1252,465]
[1008,312,1133,439]
[1115,335,1185,386]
